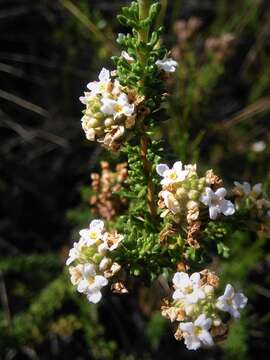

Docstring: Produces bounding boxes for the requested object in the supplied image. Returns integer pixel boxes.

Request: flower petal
[156,164,169,177]
[234,292,248,309]
[198,330,214,346]
[215,187,227,198]
[87,290,102,304]
[90,219,104,231]
[172,289,185,300]
[190,272,201,286]
[173,272,189,288]
[209,206,219,220]
[98,68,110,82]
[179,322,194,334]
[220,200,235,216]
[224,284,234,298]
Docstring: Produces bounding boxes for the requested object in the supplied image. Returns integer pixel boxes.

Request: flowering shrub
[66,0,270,352]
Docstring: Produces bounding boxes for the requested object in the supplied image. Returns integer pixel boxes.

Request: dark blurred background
[1,0,270,359]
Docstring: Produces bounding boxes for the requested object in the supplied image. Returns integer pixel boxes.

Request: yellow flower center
[184,285,193,294]
[169,172,177,180]
[89,230,98,240]
[194,326,202,336]
[87,275,95,286]
[114,104,123,113]
[227,298,233,306]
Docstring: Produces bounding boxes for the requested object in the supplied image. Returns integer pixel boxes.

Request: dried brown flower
[174,328,184,341]
[174,17,202,43]
[205,169,223,191]
[161,300,186,322]
[90,161,128,220]
[200,269,220,288]
[211,322,228,341]
[187,220,201,249]
[111,281,128,294]
[205,33,236,62]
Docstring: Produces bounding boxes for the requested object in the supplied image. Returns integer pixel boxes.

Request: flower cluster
[66,219,123,303]
[90,161,128,220]
[80,68,141,151]
[161,270,247,350]
[233,181,270,218]
[121,50,178,74]
[156,161,235,223]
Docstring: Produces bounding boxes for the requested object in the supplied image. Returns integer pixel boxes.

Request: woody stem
[140,131,157,220]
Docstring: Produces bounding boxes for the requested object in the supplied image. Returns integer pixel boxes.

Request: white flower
[79,91,94,105]
[69,264,84,285]
[79,219,105,246]
[160,190,180,215]
[252,183,262,196]
[172,272,205,304]
[234,181,251,195]
[251,141,266,153]
[121,51,134,63]
[179,314,214,350]
[234,181,262,197]
[156,161,189,186]
[101,93,134,119]
[216,284,248,318]
[156,56,178,73]
[87,68,111,96]
[77,263,108,304]
[200,187,235,220]
[66,238,85,266]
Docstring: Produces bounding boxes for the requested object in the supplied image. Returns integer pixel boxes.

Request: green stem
[136,1,157,220]
[140,132,157,220]
[138,0,151,42]
[155,0,167,30]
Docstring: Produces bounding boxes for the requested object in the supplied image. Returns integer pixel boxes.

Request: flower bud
[187,200,198,210]
[203,285,214,295]
[188,190,199,201]
[176,187,186,199]
[185,304,195,316]
[213,318,222,327]
[99,257,112,271]
[104,117,114,127]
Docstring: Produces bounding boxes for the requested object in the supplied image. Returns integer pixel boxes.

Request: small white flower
[267,209,270,218]
[252,183,262,196]
[234,181,262,197]
[200,187,235,220]
[79,91,94,105]
[216,284,248,318]
[251,141,266,153]
[87,68,111,96]
[79,219,105,246]
[121,51,134,63]
[69,264,84,285]
[66,238,85,266]
[160,190,180,214]
[234,181,251,195]
[156,161,189,186]
[172,272,205,304]
[101,93,134,119]
[156,56,178,73]
[180,314,214,350]
[77,263,108,304]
